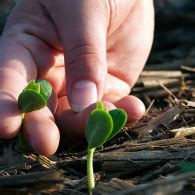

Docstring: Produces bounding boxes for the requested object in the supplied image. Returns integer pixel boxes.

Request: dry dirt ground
[0,1,195,194]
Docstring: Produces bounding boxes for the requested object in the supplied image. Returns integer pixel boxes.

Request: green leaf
[36,80,52,101]
[181,162,195,173]
[18,89,46,112]
[97,101,107,111]
[24,80,35,90]
[18,79,52,113]
[106,109,127,142]
[24,80,40,93]
[86,109,113,149]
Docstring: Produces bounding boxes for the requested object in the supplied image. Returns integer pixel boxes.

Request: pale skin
[0,0,154,156]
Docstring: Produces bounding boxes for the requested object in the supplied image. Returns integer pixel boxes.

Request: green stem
[21,112,25,120]
[87,147,96,194]
[18,112,33,153]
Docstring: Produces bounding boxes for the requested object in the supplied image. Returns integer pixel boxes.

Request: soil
[0,1,195,194]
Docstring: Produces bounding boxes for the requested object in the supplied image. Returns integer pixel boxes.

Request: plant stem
[87,147,96,194]
[18,112,33,152]
[21,112,25,120]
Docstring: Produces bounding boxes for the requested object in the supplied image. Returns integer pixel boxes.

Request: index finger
[0,37,36,138]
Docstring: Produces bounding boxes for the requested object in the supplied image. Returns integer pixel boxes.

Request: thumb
[47,0,108,112]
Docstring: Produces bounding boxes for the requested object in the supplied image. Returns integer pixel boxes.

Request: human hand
[0,0,154,155]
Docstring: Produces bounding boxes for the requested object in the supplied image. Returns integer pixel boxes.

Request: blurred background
[0,0,16,34]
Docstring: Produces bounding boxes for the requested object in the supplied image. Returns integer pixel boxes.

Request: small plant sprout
[17,79,52,152]
[85,101,127,193]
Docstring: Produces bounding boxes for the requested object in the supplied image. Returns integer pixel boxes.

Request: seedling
[85,101,127,193]
[18,79,52,152]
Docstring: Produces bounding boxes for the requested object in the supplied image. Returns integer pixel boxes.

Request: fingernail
[70,80,97,112]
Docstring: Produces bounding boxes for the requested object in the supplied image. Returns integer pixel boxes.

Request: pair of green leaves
[18,80,52,113]
[17,79,52,153]
[86,101,127,149]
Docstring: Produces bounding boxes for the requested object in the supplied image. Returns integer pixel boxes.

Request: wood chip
[0,170,65,192]
[181,65,195,73]
[171,126,195,137]
[129,105,182,137]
